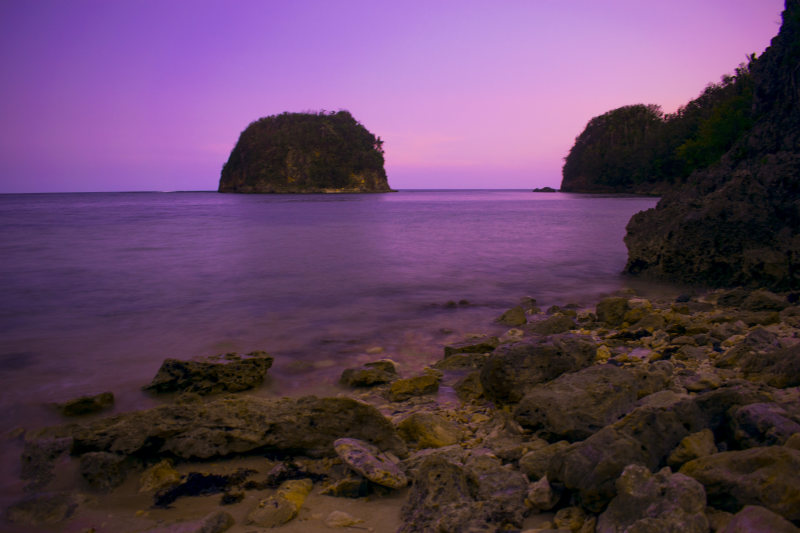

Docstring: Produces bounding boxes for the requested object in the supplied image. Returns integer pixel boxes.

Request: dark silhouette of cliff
[624,0,800,289]
[219,111,391,193]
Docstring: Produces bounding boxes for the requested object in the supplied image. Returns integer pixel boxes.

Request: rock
[634,311,667,332]
[739,343,800,388]
[388,370,441,402]
[741,290,789,311]
[56,391,114,416]
[398,454,528,532]
[596,464,709,533]
[396,412,463,449]
[139,459,182,493]
[514,364,671,442]
[787,433,800,450]
[680,446,800,521]
[219,111,391,193]
[497,305,528,326]
[454,371,484,401]
[20,436,71,490]
[39,395,405,460]
[667,428,718,469]
[4,491,78,526]
[339,360,397,387]
[554,506,588,532]
[144,511,235,533]
[325,510,365,528]
[721,505,800,533]
[480,334,597,404]
[432,352,489,370]
[319,476,370,498]
[247,478,312,527]
[333,437,407,489]
[528,315,576,335]
[79,451,127,492]
[443,336,499,357]
[143,351,274,395]
[519,441,571,480]
[596,297,630,327]
[729,402,800,447]
[526,475,560,511]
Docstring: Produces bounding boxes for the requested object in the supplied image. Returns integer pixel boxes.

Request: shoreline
[4,285,800,532]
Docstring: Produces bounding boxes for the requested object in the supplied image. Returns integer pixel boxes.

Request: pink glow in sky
[0,0,786,192]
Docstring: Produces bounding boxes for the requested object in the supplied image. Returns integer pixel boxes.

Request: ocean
[0,189,660,505]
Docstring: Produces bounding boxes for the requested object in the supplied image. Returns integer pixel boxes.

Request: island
[219,110,392,194]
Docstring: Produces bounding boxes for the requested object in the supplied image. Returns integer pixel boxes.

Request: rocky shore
[4,287,800,532]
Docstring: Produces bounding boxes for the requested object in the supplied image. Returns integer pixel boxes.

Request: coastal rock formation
[624,0,800,289]
[143,351,274,395]
[219,111,391,193]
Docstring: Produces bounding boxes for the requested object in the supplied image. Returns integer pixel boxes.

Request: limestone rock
[144,510,235,533]
[721,505,800,533]
[56,391,114,416]
[247,479,312,527]
[39,395,405,460]
[4,491,77,526]
[526,475,560,511]
[432,352,489,371]
[519,441,571,480]
[396,412,463,449]
[729,402,800,447]
[667,428,718,469]
[596,464,709,533]
[596,297,630,327]
[333,437,407,489]
[443,336,499,357]
[339,360,397,387]
[554,506,588,532]
[480,334,597,404]
[741,290,789,311]
[680,446,800,521]
[79,451,127,492]
[388,371,441,402]
[325,510,365,528]
[139,459,182,493]
[143,351,274,395]
[20,436,71,490]
[528,315,576,335]
[497,305,527,326]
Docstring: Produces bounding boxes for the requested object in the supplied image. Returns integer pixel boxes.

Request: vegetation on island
[219,111,392,193]
[561,59,757,193]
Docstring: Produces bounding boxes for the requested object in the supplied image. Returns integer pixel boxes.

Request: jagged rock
[325,511,365,528]
[741,290,790,311]
[144,510,235,533]
[443,336,499,357]
[454,371,484,401]
[721,505,800,533]
[388,370,441,401]
[56,391,114,416]
[396,412,463,449]
[667,428,718,469]
[526,475,560,511]
[554,506,588,532]
[596,464,709,533]
[519,441,571,480]
[247,479,312,527]
[319,476,370,498]
[480,334,597,404]
[4,491,78,526]
[528,315,576,335]
[432,352,489,370]
[514,363,671,442]
[497,305,527,326]
[139,459,182,493]
[20,436,71,490]
[729,402,800,447]
[680,446,800,521]
[596,297,630,327]
[398,454,528,532]
[33,396,405,460]
[79,451,127,492]
[339,360,397,387]
[333,437,407,489]
[143,351,274,395]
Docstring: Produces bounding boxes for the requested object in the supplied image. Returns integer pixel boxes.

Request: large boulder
[513,363,672,441]
[680,446,800,521]
[34,396,406,460]
[480,334,597,404]
[596,464,709,533]
[219,111,391,194]
[142,351,274,395]
[721,505,800,533]
[339,360,398,387]
[729,402,800,448]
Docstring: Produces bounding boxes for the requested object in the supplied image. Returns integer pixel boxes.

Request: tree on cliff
[219,111,391,193]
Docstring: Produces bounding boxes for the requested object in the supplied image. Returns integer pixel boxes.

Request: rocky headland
[6,287,800,532]
[218,111,392,194]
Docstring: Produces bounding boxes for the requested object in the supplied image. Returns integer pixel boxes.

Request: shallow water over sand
[0,189,661,509]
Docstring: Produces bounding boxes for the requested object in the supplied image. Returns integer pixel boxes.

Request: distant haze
[0,0,784,193]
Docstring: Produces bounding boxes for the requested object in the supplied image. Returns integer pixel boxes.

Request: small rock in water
[333,437,407,489]
[340,360,398,387]
[247,478,313,528]
[325,510,365,528]
[143,351,274,395]
[388,370,441,402]
[56,391,114,416]
[139,459,181,493]
[80,451,128,492]
[497,305,527,326]
[397,412,463,449]
[5,491,78,526]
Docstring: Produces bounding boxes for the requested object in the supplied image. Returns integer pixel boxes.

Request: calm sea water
[0,189,659,504]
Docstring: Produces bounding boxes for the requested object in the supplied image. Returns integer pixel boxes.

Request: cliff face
[219,111,392,194]
[624,0,800,289]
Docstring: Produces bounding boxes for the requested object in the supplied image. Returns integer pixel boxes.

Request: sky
[0,0,786,193]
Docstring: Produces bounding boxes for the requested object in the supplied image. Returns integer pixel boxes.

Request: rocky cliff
[219,111,392,193]
[625,0,800,289]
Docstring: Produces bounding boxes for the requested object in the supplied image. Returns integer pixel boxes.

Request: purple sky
[0,1,785,193]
